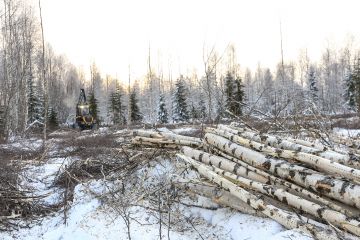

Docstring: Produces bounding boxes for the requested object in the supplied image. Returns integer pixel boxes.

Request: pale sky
[39,0,360,82]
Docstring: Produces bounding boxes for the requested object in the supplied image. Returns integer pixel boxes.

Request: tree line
[1,0,360,141]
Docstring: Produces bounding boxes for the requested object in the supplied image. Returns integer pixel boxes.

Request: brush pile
[133,124,360,240]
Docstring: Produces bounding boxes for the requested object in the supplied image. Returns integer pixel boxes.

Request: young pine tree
[27,74,43,125]
[353,58,360,113]
[233,77,245,116]
[88,92,99,124]
[345,72,356,110]
[190,103,198,120]
[172,77,189,122]
[224,72,235,116]
[157,94,168,124]
[108,83,126,125]
[345,58,360,112]
[47,107,58,129]
[129,89,142,123]
[198,96,207,120]
[308,67,319,103]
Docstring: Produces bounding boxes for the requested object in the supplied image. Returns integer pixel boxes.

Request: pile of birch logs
[175,124,360,240]
[131,125,360,239]
[132,129,202,149]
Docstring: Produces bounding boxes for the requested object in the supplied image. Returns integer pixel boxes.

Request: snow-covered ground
[333,127,360,138]
[0,128,313,240]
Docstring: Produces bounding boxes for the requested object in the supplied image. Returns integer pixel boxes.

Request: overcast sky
[40,0,360,81]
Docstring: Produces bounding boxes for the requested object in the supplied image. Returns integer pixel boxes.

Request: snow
[0,132,313,240]
[333,127,360,138]
[171,127,198,135]
[2,137,43,151]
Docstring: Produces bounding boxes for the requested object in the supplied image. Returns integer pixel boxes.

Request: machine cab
[77,104,90,116]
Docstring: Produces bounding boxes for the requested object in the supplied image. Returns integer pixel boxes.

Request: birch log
[181,146,269,184]
[175,181,264,217]
[190,145,355,216]
[133,129,202,143]
[132,136,201,148]
[133,130,163,138]
[207,127,360,183]
[212,146,359,216]
[204,133,360,209]
[177,154,357,240]
[222,124,359,168]
[208,165,360,236]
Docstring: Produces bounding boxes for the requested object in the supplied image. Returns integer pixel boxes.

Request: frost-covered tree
[172,76,189,122]
[351,58,360,113]
[157,94,168,124]
[27,74,43,125]
[129,89,142,123]
[344,72,356,110]
[108,83,126,125]
[343,58,360,112]
[190,104,198,120]
[47,107,58,129]
[89,92,99,124]
[308,66,319,103]
[224,72,235,116]
[233,77,245,116]
[198,96,207,120]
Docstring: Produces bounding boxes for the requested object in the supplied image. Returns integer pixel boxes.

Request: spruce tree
[129,89,142,122]
[47,107,58,129]
[198,96,207,120]
[224,72,235,116]
[190,103,198,120]
[345,72,356,110]
[345,58,360,112]
[308,67,319,103]
[27,74,43,125]
[157,94,168,124]
[353,58,360,113]
[108,83,126,125]
[233,77,245,116]
[215,99,225,121]
[172,77,189,122]
[88,92,99,124]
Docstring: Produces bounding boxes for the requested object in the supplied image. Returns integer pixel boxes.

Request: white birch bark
[181,146,269,184]
[177,154,357,240]
[133,130,202,143]
[208,165,360,236]
[221,124,359,168]
[175,181,264,216]
[204,133,360,209]
[132,136,201,148]
[208,127,360,183]
[207,146,357,216]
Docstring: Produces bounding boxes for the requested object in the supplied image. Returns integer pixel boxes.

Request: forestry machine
[76,89,95,130]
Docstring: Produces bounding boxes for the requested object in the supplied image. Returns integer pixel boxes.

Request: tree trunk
[181,146,269,184]
[175,181,264,217]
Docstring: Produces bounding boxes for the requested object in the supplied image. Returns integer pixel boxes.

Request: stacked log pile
[132,129,202,149]
[131,125,360,239]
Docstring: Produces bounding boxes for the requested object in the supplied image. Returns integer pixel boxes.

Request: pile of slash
[0,144,55,231]
[133,124,360,240]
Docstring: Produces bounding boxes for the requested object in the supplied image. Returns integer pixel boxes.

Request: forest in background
[1,0,360,141]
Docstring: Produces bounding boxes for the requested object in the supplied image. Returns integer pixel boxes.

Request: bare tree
[38,0,47,140]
